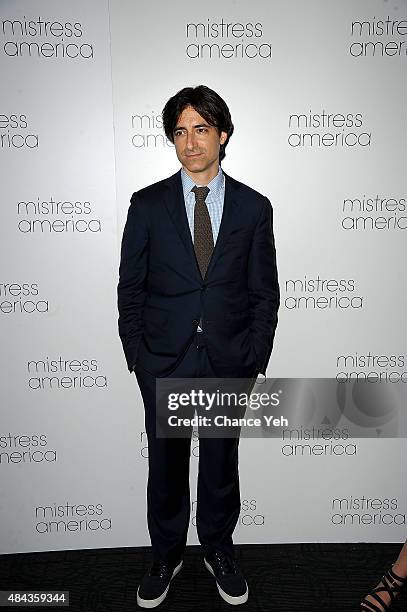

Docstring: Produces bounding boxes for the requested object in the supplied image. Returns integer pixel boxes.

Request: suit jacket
[117,168,279,378]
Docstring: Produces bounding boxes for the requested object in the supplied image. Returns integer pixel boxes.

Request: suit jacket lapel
[163,168,241,281]
[163,169,195,269]
[205,170,241,279]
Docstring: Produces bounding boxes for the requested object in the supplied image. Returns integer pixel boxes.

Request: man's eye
[174,130,184,137]
[197,128,208,133]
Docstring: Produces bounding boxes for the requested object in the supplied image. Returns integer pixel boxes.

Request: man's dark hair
[162,85,234,162]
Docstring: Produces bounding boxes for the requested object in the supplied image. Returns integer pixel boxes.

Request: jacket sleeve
[117,192,149,372]
[248,196,280,375]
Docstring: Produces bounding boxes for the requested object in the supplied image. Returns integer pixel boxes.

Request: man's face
[173,105,228,176]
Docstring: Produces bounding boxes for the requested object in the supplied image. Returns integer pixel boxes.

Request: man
[117,85,279,607]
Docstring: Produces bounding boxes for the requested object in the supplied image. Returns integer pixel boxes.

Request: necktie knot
[192,185,210,202]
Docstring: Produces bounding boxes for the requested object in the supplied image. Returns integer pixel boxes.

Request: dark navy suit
[117,168,279,563]
[118,168,279,378]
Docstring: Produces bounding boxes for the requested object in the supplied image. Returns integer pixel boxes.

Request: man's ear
[220,130,228,145]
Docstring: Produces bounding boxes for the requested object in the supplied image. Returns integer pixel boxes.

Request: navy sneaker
[137,559,183,608]
[204,550,248,605]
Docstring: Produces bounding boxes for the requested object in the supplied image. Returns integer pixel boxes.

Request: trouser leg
[135,338,198,565]
[194,335,250,558]
[196,434,241,558]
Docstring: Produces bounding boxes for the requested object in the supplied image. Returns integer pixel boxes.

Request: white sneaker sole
[204,558,249,605]
[137,560,183,608]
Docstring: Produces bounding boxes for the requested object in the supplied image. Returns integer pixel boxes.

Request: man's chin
[182,157,213,173]
[183,162,206,174]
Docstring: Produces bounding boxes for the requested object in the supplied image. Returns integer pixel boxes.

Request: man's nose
[186,131,197,149]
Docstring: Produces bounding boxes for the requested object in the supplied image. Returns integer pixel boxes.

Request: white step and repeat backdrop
[1,0,406,554]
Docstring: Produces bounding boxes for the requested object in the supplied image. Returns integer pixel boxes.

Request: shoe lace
[150,560,171,578]
[212,551,237,575]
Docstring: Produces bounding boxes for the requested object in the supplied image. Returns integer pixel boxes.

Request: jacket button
[192,319,199,325]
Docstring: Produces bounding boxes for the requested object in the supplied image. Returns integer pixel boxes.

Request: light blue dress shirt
[180,165,225,245]
[180,165,225,331]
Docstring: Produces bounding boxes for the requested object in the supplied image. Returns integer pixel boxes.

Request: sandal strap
[360,595,390,612]
[360,565,407,612]
[380,570,403,601]
[388,566,407,584]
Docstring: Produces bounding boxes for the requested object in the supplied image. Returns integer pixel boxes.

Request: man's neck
[182,163,220,186]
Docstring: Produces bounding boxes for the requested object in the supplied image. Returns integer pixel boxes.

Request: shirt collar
[180,165,224,202]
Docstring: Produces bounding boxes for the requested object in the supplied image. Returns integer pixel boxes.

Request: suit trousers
[134,331,256,566]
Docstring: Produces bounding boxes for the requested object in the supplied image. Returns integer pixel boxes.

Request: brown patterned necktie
[192,185,213,279]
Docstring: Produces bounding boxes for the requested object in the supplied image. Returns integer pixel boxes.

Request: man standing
[117,85,279,607]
